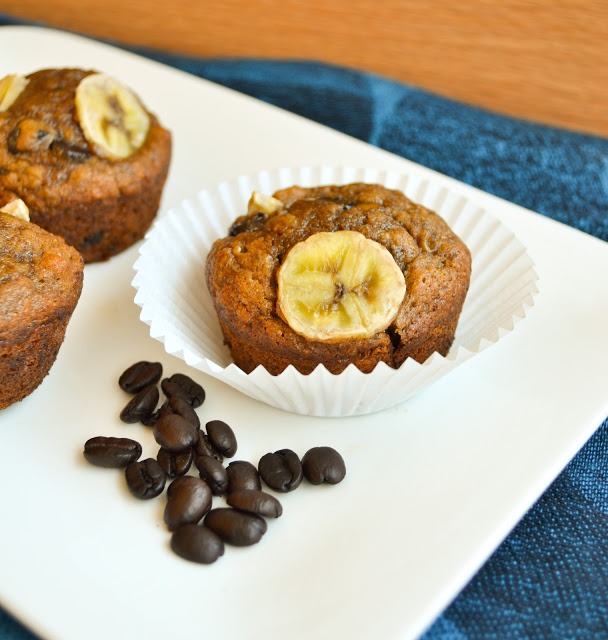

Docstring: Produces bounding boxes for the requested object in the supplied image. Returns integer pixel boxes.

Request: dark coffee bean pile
[82,360,347,565]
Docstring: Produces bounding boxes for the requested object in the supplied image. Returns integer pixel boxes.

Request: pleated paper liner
[132,166,539,417]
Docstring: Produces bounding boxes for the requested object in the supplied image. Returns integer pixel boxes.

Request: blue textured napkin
[1,16,608,640]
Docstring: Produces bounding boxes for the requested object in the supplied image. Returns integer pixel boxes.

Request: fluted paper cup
[132,166,538,417]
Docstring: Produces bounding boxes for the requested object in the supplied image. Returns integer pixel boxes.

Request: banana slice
[247,191,283,216]
[277,230,406,342]
[0,74,29,111]
[75,73,150,160]
[0,198,30,221]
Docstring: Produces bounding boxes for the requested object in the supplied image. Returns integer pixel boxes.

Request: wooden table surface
[2,0,607,137]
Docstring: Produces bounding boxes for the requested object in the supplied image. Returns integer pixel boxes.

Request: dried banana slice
[247,191,284,216]
[0,74,29,111]
[75,73,150,160]
[0,198,30,221]
[277,230,406,342]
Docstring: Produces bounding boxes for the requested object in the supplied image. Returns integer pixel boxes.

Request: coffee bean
[161,373,205,408]
[204,508,267,546]
[119,384,159,424]
[170,524,225,564]
[206,420,237,458]
[302,447,346,485]
[227,489,282,518]
[164,476,213,531]
[153,413,198,452]
[119,361,163,394]
[161,396,200,430]
[258,449,303,493]
[226,460,261,493]
[125,458,166,499]
[193,432,223,462]
[195,455,229,496]
[83,436,142,468]
[141,407,162,427]
[157,447,193,478]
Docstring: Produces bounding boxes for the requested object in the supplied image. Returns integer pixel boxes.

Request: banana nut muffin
[0,203,84,409]
[205,183,472,375]
[0,68,172,262]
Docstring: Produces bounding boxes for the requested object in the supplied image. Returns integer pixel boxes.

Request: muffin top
[206,183,472,371]
[0,68,171,210]
[0,210,84,336]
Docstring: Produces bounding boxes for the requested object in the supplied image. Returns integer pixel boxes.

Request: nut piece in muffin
[0,68,172,262]
[0,199,84,409]
[205,183,472,375]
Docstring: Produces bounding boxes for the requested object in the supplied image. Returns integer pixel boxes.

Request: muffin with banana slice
[0,69,171,262]
[205,183,472,375]
[0,198,84,409]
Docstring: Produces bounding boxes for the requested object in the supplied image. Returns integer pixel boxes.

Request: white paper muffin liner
[132,166,539,417]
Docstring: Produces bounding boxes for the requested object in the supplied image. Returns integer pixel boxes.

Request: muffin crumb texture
[205,183,472,375]
[0,68,172,262]
[0,211,84,409]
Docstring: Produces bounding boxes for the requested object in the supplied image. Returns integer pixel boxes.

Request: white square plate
[1,27,607,640]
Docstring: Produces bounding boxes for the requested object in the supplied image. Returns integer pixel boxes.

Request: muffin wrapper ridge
[132,166,539,417]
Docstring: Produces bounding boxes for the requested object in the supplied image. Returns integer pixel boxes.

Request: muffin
[205,183,472,375]
[0,199,84,409]
[0,68,172,262]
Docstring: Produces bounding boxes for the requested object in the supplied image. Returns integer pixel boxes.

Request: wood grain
[3,0,607,136]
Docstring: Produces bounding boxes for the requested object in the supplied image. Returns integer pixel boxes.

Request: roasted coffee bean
[204,508,267,546]
[157,447,193,478]
[119,384,159,424]
[161,373,205,408]
[193,432,223,462]
[153,413,198,452]
[227,489,282,518]
[206,420,237,458]
[125,458,166,499]
[119,361,163,393]
[160,396,200,430]
[143,395,200,429]
[302,447,346,485]
[195,455,229,496]
[258,449,303,493]
[141,407,162,427]
[164,476,212,531]
[226,460,261,493]
[170,524,225,564]
[83,436,142,468]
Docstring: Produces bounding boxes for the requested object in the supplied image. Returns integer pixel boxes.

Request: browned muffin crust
[205,183,472,375]
[0,68,172,262]
[0,211,84,409]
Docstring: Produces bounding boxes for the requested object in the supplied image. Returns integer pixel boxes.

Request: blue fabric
[134,51,608,243]
[1,16,608,640]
